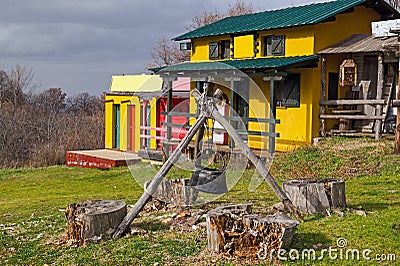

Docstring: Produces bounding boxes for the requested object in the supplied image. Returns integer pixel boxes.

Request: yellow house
[105,74,190,158]
[157,0,399,152]
[105,74,163,152]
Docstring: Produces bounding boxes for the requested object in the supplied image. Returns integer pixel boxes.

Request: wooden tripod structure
[113,89,301,239]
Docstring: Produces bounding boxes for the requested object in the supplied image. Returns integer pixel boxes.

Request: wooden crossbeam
[320,99,386,105]
[319,114,385,120]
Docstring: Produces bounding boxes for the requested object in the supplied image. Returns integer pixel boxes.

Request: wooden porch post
[320,55,327,137]
[389,29,400,154]
[230,79,236,148]
[161,79,174,159]
[269,77,276,154]
[395,80,400,154]
[375,52,384,139]
[167,80,173,142]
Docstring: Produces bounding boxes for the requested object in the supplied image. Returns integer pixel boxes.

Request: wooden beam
[395,83,400,155]
[375,53,384,139]
[319,114,385,120]
[393,99,400,107]
[269,77,276,154]
[320,99,386,105]
[320,55,327,137]
[167,80,173,142]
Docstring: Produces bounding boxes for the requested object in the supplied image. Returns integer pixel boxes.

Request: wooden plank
[382,76,394,118]
[320,114,385,120]
[395,74,400,154]
[331,109,362,114]
[329,131,376,138]
[375,53,384,139]
[320,99,385,105]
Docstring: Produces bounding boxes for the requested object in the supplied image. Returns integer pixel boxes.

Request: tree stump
[65,200,126,246]
[282,178,346,215]
[205,204,299,258]
[144,179,192,206]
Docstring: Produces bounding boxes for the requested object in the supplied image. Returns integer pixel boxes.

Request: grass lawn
[0,137,399,265]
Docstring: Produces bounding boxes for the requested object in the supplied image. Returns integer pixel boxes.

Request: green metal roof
[159,55,319,72]
[174,0,398,41]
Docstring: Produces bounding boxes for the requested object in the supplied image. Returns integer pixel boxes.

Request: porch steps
[66,149,140,169]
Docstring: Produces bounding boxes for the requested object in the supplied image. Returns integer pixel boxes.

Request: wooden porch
[318,33,399,138]
[66,149,140,169]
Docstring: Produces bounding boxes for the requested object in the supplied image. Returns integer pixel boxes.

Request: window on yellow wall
[221,40,231,59]
[275,74,300,107]
[209,41,231,60]
[264,35,285,56]
[209,42,219,60]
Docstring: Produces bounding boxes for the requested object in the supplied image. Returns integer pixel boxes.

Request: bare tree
[0,65,104,168]
[148,37,190,68]
[66,92,103,116]
[6,65,38,109]
[186,9,224,31]
[226,0,254,17]
[148,0,255,69]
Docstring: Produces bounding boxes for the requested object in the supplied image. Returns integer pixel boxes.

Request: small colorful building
[104,74,190,155]
[156,0,400,152]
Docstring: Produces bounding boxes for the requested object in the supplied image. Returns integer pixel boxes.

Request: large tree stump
[65,200,126,246]
[206,204,299,258]
[282,178,346,215]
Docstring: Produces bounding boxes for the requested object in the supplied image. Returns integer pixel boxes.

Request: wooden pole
[192,90,302,220]
[320,55,327,137]
[393,31,400,154]
[269,77,276,154]
[112,114,207,239]
[375,53,384,140]
[395,79,400,154]
[230,79,236,148]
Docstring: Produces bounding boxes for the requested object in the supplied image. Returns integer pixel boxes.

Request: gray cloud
[0,0,326,95]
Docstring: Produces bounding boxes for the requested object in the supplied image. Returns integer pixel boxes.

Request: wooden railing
[161,111,280,153]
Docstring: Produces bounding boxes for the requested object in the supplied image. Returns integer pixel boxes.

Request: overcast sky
[0,0,330,96]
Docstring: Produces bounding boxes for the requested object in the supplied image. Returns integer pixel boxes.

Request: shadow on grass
[136,221,170,232]
[292,232,332,250]
[302,213,327,222]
